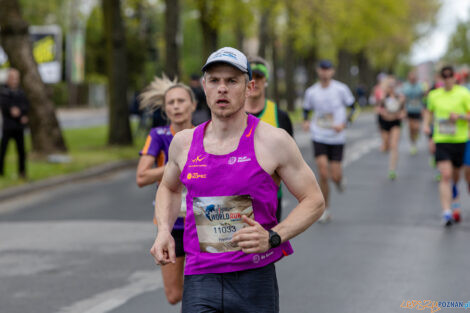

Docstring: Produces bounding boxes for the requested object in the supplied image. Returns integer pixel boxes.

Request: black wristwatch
[268,230,281,248]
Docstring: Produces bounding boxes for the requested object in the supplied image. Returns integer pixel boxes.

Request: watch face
[272,235,281,246]
[270,232,281,247]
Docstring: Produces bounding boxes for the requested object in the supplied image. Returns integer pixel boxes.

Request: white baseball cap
[201,47,252,80]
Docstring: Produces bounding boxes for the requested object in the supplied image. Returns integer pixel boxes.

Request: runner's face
[203,64,253,118]
[441,71,455,89]
[317,68,334,82]
[165,87,196,125]
[248,73,266,99]
[7,70,20,89]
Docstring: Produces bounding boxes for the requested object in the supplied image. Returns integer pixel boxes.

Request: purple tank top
[181,114,293,275]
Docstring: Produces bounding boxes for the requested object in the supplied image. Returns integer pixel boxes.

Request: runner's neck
[320,80,331,88]
[206,110,248,142]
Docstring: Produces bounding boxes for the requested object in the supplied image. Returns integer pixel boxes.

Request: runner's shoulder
[255,120,293,151]
[171,128,195,151]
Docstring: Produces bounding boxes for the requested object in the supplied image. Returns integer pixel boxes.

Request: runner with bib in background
[378,76,406,180]
[402,70,425,155]
[245,55,293,222]
[424,66,470,226]
[302,59,355,223]
[150,47,325,313]
[136,76,196,305]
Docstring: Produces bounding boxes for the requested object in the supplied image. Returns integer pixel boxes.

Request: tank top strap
[187,120,210,159]
[236,114,260,155]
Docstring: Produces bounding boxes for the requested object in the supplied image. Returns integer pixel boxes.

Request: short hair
[440,65,454,77]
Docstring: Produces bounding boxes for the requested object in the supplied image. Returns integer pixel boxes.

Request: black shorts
[313,141,344,162]
[171,228,185,257]
[379,117,401,132]
[407,112,422,120]
[435,143,466,168]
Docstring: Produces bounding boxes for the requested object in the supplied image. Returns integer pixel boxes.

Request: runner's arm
[273,132,325,242]
[136,155,165,187]
[154,137,185,233]
[423,109,433,135]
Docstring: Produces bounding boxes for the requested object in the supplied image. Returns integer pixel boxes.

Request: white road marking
[56,270,163,313]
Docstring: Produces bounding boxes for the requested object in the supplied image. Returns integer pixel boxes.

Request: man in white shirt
[302,60,355,222]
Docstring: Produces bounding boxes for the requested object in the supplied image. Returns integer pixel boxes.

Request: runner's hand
[449,112,459,122]
[332,124,345,133]
[302,121,310,132]
[232,216,270,254]
[150,230,176,266]
[423,125,431,136]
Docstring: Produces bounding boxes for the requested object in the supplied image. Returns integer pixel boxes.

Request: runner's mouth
[216,99,229,105]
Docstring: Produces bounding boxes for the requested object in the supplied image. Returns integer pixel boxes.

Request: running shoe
[318,209,331,223]
[388,170,396,180]
[452,209,461,223]
[410,146,417,155]
[434,173,441,182]
[442,210,453,227]
[451,203,461,223]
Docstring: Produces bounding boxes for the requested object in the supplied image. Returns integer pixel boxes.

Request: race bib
[316,113,334,129]
[438,119,456,135]
[384,97,400,113]
[408,99,422,110]
[193,195,254,253]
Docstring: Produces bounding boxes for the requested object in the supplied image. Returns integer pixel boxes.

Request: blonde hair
[139,74,196,112]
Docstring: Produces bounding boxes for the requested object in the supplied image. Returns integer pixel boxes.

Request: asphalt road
[1,113,469,313]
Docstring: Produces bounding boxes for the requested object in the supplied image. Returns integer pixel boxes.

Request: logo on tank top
[228,156,251,165]
[192,155,207,162]
[190,155,208,168]
[187,172,207,180]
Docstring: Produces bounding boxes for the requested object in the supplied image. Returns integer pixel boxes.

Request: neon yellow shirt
[427,85,470,143]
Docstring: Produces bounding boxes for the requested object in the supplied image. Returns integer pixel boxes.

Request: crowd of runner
[133,46,470,311]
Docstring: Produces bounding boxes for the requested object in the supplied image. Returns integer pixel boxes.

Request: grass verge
[0,124,146,190]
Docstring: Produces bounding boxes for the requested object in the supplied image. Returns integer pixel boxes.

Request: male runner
[150,47,325,312]
[245,56,293,222]
[302,59,355,223]
[402,70,425,155]
[424,66,470,226]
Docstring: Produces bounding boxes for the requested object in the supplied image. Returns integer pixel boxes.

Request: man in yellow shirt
[424,66,470,226]
[245,56,293,222]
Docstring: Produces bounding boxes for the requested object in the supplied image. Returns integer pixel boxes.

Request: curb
[0,159,138,202]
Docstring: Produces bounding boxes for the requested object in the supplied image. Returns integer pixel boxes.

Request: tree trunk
[304,47,317,88]
[356,50,375,93]
[257,7,270,59]
[336,49,354,87]
[284,2,296,111]
[102,0,132,145]
[0,0,67,155]
[164,0,180,79]
[197,0,218,58]
[235,19,244,51]
[271,38,280,105]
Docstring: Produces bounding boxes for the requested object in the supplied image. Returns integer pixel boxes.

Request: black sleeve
[277,109,294,137]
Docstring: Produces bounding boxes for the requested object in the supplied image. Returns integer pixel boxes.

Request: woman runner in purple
[136,75,196,305]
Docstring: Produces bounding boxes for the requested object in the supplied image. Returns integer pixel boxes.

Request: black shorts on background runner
[379,117,401,132]
[313,141,344,161]
[407,112,422,120]
[435,143,466,168]
[171,229,185,257]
